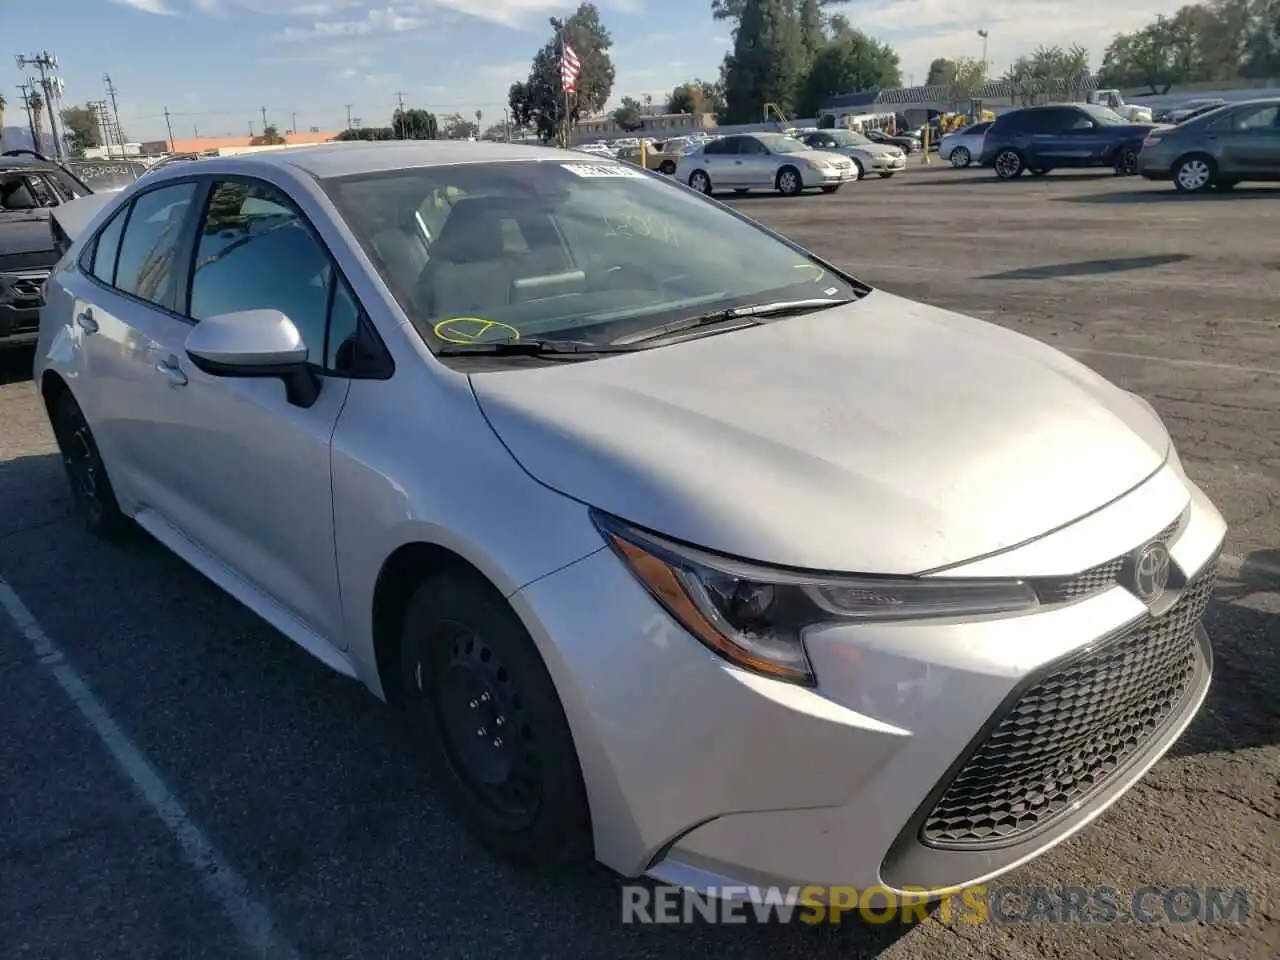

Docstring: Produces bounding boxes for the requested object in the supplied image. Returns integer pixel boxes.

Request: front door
[1216,103,1280,177]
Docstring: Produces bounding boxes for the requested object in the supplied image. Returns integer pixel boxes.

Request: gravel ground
[0,164,1275,960]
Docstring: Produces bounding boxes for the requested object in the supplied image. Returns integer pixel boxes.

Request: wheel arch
[39,369,73,417]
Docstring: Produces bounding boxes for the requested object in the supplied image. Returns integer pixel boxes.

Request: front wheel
[776,165,803,196]
[820,185,841,194]
[658,160,676,175]
[878,171,896,179]
[950,146,971,168]
[1173,155,1214,193]
[1028,167,1050,177]
[399,571,593,866]
[688,169,712,194]
[993,149,1024,179]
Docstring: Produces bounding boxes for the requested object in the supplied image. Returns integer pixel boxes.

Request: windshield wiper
[435,338,640,358]
[613,297,854,346]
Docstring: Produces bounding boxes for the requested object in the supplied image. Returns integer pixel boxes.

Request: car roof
[212,140,602,180]
[0,155,62,171]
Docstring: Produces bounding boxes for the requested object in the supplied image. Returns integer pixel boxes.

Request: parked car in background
[799,129,906,179]
[37,141,1227,902]
[1157,98,1227,124]
[675,132,857,195]
[938,121,993,167]
[863,128,919,154]
[574,142,615,159]
[0,150,92,350]
[980,104,1159,179]
[1137,97,1280,193]
[66,158,149,194]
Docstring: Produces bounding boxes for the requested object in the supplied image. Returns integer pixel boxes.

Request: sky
[1,0,1188,142]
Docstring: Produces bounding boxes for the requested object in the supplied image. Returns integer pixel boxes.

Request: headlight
[592,511,1039,686]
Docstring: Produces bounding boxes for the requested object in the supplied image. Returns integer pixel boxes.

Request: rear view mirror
[184,308,320,407]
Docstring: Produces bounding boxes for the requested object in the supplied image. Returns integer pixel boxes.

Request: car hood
[469,291,1170,574]
[0,213,55,258]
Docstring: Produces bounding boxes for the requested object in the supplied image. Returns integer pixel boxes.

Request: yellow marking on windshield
[600,212,679,246]
[433,317,521,344]
[793,263,825,283]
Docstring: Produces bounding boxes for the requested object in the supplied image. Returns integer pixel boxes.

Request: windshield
[759,135,810,154]
[323,159,859,352]
[68,161,145,192]
[1081,104,1125,125]
[827,130,872,147]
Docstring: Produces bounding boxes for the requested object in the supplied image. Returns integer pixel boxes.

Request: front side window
[114,181,199,309]
[324,160,861,353]
[759,135,809,154]
[188,180,334,364]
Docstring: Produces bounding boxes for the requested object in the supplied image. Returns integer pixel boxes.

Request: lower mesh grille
[921,560,1217,848]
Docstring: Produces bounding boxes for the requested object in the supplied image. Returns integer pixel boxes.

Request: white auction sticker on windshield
[560,163,644,178]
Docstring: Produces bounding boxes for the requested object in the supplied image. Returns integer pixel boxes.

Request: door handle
[155,356,188,387]
[75,309,98,334]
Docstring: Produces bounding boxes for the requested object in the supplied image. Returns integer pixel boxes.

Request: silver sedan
[939,121,993,167]
[675,132,857,195]
[38,141,1225,901]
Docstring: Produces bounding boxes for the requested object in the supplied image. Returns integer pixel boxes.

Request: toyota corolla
[36,141,1225,900]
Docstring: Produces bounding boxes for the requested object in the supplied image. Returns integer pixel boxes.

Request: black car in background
[0,151,92,350]
[978,104,1159,179]
[864,128,919,154]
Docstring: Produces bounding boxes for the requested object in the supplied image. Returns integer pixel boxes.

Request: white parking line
[0,578,301,960]
[1064,347,1280,376]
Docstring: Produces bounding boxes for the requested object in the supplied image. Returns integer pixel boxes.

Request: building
[819,77,1103,125]
[571,111,716,141]
[137,130,341,157]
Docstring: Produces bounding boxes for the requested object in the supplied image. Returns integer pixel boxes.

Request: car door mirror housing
[185,308,320,407]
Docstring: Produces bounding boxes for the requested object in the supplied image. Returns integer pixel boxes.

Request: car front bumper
[1137,146,1177,180]
[509,460,1226,897]
[813,167,858,185]
[872,156,907,172]
[0,270,48,349]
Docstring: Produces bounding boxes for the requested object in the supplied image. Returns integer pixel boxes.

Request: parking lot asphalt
[0,166,1276,960]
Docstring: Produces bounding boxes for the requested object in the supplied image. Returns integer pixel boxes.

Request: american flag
[561,40,581,93]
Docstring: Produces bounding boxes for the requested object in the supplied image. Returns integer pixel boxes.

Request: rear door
[736,136,775,185]
[706,136,744,186]
[1214,103,1280,177]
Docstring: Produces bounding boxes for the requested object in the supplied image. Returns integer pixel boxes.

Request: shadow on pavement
[976,254,1191,281]
[1170,550,1280,758]
[0,346,36,387]
[1055,186,1280,204]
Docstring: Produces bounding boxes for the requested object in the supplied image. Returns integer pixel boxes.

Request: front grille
[1034,514,1183,605]
[921,558,1217,849]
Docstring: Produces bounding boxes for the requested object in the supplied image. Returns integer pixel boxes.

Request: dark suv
[1,151,92,350]
[979,104,1159,180]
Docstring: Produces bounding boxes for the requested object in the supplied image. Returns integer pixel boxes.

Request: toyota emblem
[1130,542,1172,603]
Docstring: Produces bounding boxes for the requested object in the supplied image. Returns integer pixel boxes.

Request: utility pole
[248,120,255,138]
[17,81,38,151]
[15,52,64,160]
[260,105,268,131]
[344,103,353,130]
[393,91,406,138]
[290,111,297,134]
[163,106,175,152]
[104,73,126,151]
[91,99,112,157]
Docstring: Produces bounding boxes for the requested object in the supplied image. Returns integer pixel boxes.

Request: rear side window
[114,182,199,309]
[91,207,128,285]
[701,138,730,155]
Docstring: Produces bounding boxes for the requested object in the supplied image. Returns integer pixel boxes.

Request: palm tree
[0,92,6,134]
[29,90,45,151]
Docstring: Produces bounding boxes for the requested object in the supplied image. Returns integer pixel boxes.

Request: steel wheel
[994,149,1024,179]
[777,167,802,196]
[950,146,970,168]
[688,169,711,194]
[1174,157,1213,193]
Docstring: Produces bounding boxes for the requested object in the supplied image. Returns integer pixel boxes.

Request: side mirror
[184,308,320,408]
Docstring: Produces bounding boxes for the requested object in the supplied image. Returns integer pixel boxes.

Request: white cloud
[111,0,175,13]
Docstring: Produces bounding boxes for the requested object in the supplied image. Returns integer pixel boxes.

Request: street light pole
[978,29,989,78]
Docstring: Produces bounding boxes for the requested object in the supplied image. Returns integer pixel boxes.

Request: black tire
[49,389,132,540]
[658,160,676,175]
[851,158,865,180]
[776,165,803,196]
[733,188,749,194]
[950,146,971,168]
[1028,167,1050,176]
[820,185,840,194]
[878,171,896,179]
[688,169,712,194]
[1112,145,1139,176]
[1213,178,1239,191]
[399,570,592,866]
[1173,154,1215,193]
[993,148,1024,179]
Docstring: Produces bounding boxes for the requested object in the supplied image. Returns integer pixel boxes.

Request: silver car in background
[939,121,993,167]
[37,142,1225,901]
[675,132,857,196]
[798,129,907,179]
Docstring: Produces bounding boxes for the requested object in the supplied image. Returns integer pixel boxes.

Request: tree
[945,56,987,105]
[796,26,901,117]
[60,104,102,156]
[393,108,439,139]
[926,57,955,86]
[722,0,807,122]
[28,91,45,152]
[0,92,6,134]
[612,95,645,131]
[1004,44,1093,105]
[797,0,825,58]
[508,2,616,143]
[667,79,723,115]
[481,121,508,141]
[440,112,478,139]
[260,123,286,145]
